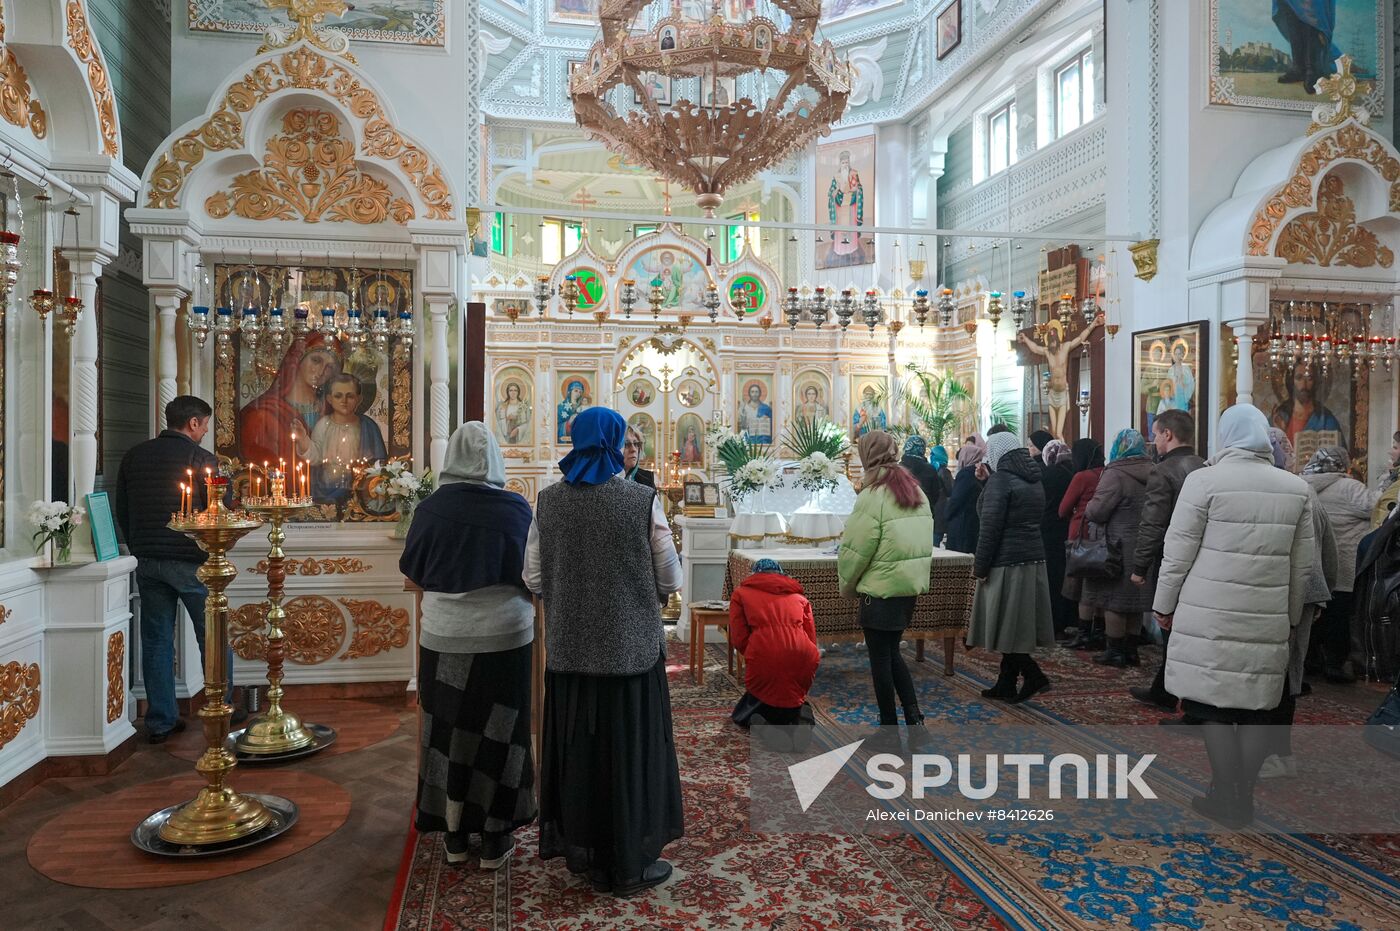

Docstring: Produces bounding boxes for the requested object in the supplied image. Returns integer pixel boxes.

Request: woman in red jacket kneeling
[729,559,821,729]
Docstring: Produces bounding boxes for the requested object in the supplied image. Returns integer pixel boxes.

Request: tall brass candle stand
[234,499,337,758]
[133,479,298,854]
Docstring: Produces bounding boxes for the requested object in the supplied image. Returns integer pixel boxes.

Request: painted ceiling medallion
[205,108,415,224]
[1276,174,1394,269]
[571,0,850,216]
[146,46,453,220]
[65,1,119,156]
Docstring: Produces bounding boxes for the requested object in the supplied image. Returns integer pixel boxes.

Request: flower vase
[53,537,72,566]
[392,501,415,539]
[758,485,771,515]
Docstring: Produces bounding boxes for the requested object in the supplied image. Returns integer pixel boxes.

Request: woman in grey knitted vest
[524,406,684,897]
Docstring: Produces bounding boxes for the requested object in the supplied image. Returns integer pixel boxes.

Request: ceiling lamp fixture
[571,0,852,217]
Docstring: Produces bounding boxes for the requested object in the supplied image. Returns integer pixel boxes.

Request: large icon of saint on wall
[557,373,594,444]
[736,376,774,444]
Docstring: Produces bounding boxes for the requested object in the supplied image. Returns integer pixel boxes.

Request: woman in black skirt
[400,422,537,869]
[524,406,684,896]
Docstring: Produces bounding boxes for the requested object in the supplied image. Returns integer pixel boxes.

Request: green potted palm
[894,364,1019,458]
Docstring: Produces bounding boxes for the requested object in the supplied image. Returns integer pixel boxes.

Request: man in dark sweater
[113,396,236,742]
[1127,409,1205,719]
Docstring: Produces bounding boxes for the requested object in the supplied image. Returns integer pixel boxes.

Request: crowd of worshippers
[397,402,1400,888]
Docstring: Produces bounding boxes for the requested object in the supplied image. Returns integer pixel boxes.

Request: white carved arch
[1192,119,1400,277]
[137,41,460,227]
[1,0,122,164]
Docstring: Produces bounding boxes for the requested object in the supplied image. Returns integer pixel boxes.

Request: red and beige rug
[383,642,1004,931]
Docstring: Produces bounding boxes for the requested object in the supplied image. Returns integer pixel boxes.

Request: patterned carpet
[810,640,1400,930]
[384,635,1400,929]
[383,640,1005,931]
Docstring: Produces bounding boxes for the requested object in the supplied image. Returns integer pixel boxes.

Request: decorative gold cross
[1307,55,1373,135]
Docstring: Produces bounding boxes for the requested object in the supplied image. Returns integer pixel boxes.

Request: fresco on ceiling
[626,247,711,309]
[187,0,446,46]
[1209,0,1384,113]
[822,0,903,23]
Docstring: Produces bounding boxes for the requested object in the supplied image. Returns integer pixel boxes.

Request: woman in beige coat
[1153,404,1314,828]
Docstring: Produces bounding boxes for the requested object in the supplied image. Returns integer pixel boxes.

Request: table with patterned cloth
[724,547,976,675]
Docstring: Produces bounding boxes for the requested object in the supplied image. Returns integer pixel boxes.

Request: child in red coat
[729,559,820,728]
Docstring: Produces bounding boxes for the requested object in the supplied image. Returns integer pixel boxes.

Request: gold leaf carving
[65,1,118,156]
[146,47,452,220]
[106,631,124,724]
[391,339,411,448]
[230,596,346,664]
[0,45,48,140]
[203,108,414,225]
[1276,174,1394,269]
[0,602,10,625]
[0,660,41,751]
[340,598,410,660]
[250,556,371,575]
[1248,124,1400,256]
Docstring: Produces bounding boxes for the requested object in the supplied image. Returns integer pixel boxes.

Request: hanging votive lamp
[0,171,22,306]
[214,305,235,364]
[560,274,580,316]
[835,288,856,332]
[986,291,1003,329]
[28,193,52,323]
[393,308,414,348]
[533,275,552,317]
[620,278,637,319]
[703,281,721,324]
[291,306,311,338]
[912,288,930,328]
[648,277,665,319]
[1057,293,1074,327]
[862,289,881,333]
[937,288,954,327]
[784,287,802,330]
[188,260,212,347]
[372,307,392,346]
[809,287,829,329]
[59,206,84,335]
[266,304,286,354]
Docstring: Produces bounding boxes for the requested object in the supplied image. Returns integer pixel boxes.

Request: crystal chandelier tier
[571,0,851,216]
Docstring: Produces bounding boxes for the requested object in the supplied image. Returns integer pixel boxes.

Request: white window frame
[1051,47,1094,140]
[984,100,1016,178]
[970,91,1017,186]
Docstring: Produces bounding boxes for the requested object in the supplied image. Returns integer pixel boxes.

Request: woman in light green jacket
[838,431,935,731]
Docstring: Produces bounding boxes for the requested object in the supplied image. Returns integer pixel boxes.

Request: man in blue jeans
[113,396,239,742]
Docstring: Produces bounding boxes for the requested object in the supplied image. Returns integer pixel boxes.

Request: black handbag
[1364,670,1400,759]
[1065,520,1121,580]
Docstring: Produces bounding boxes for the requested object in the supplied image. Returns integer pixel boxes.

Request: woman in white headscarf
[400,422,537,869]
[1153,404,1314,828]
[1300,445,1374,683]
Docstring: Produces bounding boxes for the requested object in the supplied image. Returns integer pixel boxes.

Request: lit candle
[178,482,185,519]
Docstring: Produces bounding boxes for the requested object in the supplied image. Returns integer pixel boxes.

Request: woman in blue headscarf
[523,406,684,896]
[1081,428,1156,667]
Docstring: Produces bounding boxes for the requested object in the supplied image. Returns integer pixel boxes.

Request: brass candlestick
[236,500,335,757]
[156,482,274,846]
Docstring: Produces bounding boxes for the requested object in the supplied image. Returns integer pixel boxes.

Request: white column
[68,256,105,499]
[152,289,184,426]
[427,296,451,472]
[1233,325,1255,406]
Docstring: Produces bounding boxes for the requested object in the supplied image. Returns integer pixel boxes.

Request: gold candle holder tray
[227,722,337,763]
[131,794,298,857]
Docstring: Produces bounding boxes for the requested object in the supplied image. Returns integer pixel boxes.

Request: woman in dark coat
[1039,439,1076,638]
[944,435,986,554]
[1082,429,1155,667]
[900,435,943,520]
[1060,438,1105,649]
[968,432,1055,702]
[400,422,537,869]
[931,445,954,546]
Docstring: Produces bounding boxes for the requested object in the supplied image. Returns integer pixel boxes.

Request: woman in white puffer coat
[1153,404,1315,829]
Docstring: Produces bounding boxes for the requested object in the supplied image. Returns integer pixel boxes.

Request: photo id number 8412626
[986,809,1055,821]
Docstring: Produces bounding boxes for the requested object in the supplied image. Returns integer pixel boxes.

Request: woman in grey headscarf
[400,422,537,869]
[1300,445,1374,682]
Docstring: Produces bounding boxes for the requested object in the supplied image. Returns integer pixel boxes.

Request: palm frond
[782,417,847,459]
[716,438,770,474]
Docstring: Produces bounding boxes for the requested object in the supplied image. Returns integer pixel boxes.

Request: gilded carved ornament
[341,597,410,660]
[250,556,371,575]
[204,108,415,225]
[231,596,347,664]
[1247,123,1400,258]
[106,631,124,724]
[65,1,118,157]
[1275,174,1394,269]
[0,660,40,751]
[1129,239,1159,282]
[0,21,49,141]
[145,46,452,221]
[257,0,358,64]
[1307,55,1371,137]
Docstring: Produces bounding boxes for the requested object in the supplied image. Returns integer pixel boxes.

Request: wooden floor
[0,695,417,930]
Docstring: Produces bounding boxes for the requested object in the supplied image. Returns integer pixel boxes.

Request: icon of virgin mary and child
[238,334,387,504]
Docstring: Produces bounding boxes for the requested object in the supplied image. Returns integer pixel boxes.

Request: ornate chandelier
[570,0,851,216]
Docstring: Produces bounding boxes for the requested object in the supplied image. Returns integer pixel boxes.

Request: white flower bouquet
[794,451,843,493]
[729,457,780,503]
[29,500,84,562]
[365,460,435,507]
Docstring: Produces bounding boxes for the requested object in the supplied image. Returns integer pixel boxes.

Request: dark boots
[1068,618,1104,651]
[1094,637,1130,667]
[981,656,1019,699]
[1190,779,1255,830]
[1008,655,1051,704]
